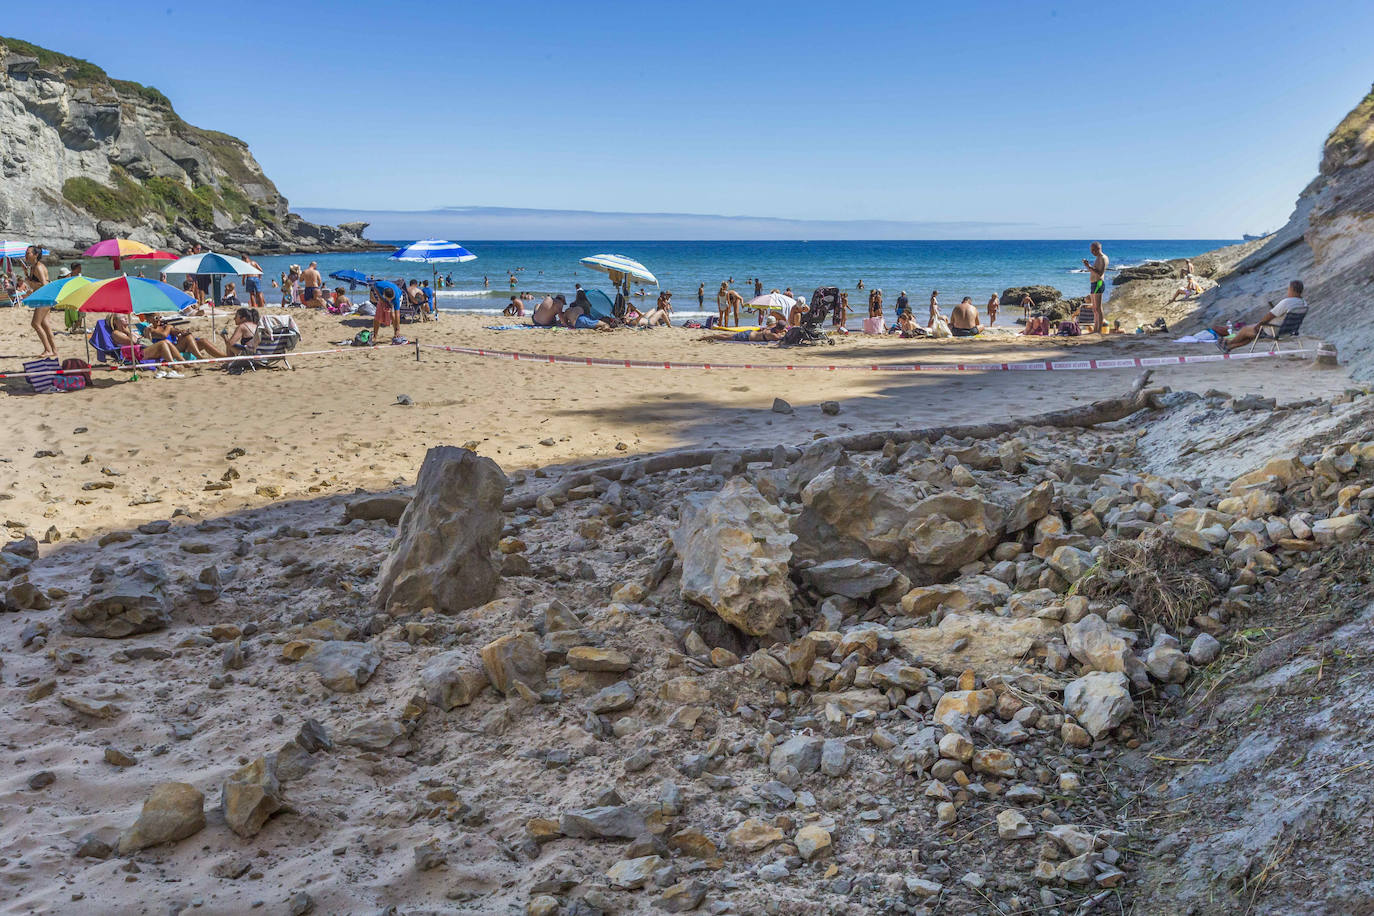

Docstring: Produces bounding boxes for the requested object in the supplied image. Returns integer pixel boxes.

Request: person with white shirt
[1220,280,1306,352]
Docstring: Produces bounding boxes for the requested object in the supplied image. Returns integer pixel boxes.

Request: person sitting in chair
[1219,280,1305,352]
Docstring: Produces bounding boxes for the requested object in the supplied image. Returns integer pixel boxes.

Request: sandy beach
[0,307,1347,541]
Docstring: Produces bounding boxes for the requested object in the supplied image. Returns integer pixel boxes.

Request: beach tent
[583,289,616,323]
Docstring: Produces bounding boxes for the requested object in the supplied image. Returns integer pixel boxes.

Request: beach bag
[352,330,373,347]
[1057,320,1081,337]
[55,358,92,391]
[930,317,952,339]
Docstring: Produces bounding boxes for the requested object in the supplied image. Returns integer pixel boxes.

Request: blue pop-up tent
[583,289,616,322]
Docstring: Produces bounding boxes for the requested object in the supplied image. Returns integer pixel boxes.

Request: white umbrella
[161,251,262,330]
[748,292,796,311]
[580,254,658,287]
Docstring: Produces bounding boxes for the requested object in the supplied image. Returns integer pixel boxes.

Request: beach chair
[230,315,300,372]
[88,319,149,367]
[397,290,432,323]
[1246,305,1308,353]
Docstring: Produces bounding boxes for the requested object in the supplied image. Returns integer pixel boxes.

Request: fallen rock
[996,809,1035,840]
[372,447,507,614]
[1064,671,1132,739]
[893,613,1058,675]
[726,817,784,852]
[673,478,796,636]
[117,782,206,853]
[769,736,823,775]
[607,854,663,889]
[343,492,411,525]
[420,651,490,710]
[560,805,647,840]
[567,646,632,672]
[795,825,833,861]
[302,641,380,693]
[480,632,546,695]
[221,755,284,838]
[68,562,171,638]
[801,558,908,600]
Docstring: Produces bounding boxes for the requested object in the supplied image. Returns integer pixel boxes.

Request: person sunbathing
[220,307,261,353]
[532,295,564,327]
[892,311,925,338]
[707,322,786,342]
[637,291,673,327]
[1168,273,1204,303]
[950,297,982,337]
[1021,315,1050,335]
[561,301,612,331]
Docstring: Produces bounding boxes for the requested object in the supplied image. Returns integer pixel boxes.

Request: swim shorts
[952,326,979,337]
[731,330,752,341]
[303,286,319,302]
[375,303,393,323]
[574,314,600,330]
[244,277,260,293]
[1090,279,1105,295]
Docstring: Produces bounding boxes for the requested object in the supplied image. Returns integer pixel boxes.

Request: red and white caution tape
[419,343,1313,373]
[0,344,398,380]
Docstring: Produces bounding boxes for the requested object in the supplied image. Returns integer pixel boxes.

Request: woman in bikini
[986,293,1000,326]
[23,246,57,358]
[707,322,786,342]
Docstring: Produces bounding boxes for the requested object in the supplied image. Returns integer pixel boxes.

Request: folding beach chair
[230,315,300,372]
[1247,306,1308,353]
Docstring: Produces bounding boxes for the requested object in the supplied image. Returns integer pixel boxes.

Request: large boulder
[220,755,284,838]
[421,650,490,709]
[302,641,380,693]
[796,466,1003,582]
[480,632,546,695]
[1000,285,1062,305]
[68,562,172,638]
[893,613,1058,676]
[673,478,795,636]
[373,447,507,615]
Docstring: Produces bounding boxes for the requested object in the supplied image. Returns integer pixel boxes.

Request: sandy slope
[0,307,1350,541]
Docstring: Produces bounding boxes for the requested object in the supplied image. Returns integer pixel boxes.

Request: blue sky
[7,0,1372,237]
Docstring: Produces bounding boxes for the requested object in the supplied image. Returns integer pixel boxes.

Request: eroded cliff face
[1197,85,1374,376]
[0,37,376,255]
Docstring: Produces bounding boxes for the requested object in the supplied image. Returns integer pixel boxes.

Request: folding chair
[1247,307,1307,353]
[230,315,300,371]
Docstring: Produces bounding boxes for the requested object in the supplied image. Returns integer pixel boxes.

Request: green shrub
[61,169,151,221]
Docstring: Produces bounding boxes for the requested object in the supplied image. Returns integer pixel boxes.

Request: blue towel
[484,324,542,331]
[23,358,60,393]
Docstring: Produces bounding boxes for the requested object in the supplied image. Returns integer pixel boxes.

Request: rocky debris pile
[8,392,1374,914]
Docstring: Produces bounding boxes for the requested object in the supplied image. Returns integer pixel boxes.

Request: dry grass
[1077,530,1223,632]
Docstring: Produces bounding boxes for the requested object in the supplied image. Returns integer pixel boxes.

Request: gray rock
[421,650,490,710]
[673,478,796,636]
[67,562,171,638]
[344,493,411,525]
[1064,671,1132,739]
[559,805,648,839]
[820,739,850,777]
[801,558,909,600]
[769,736,823,775]
[587,681,637,714]
[771,398,794,414]
[1189,633,1222,665]
[303,641,379,693]
[372,447,507,615]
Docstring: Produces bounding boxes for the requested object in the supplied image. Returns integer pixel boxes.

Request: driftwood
[503,370,1162,511]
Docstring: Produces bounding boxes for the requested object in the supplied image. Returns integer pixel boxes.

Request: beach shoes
[164,369,185,379]
[154,369,168,378]
[392,337,409,345]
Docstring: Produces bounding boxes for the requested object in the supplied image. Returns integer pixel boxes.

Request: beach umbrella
[161,251,262,329]
[579,254,658,287]
[22,275,94,307]
[124,249,181,260]
[329,268,371,290]
[390,240,477,317]
[83,238,155,271]
[2,241,46,259]
[748,291,796,311]
[59,275,195,314]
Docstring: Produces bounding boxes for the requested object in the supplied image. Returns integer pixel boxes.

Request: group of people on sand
[513,287,676,330]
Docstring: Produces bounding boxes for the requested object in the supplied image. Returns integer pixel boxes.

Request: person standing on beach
[301,261,323,306]
[243,255,265,311]
[986,293,999,326]
[23,246,56,358]
[697,283,705,310]
[1082,242,1108,334]
[895,290,910,322]
[927,290,941,328]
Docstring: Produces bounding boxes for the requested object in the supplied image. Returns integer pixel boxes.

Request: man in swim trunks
[301,261,323,306]
[243,255,265,310]
[370,281,403,344]
[532,295,563,327]
[1082,242,1108,334]
[950,297,982,337]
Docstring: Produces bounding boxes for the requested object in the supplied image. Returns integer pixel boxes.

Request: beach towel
[1174,330,1220,343]
[484,325,539,331]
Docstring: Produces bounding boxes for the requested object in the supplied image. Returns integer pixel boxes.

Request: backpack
[1056,320,1081,337]
[56,358,92,391]
[352,329,373,347]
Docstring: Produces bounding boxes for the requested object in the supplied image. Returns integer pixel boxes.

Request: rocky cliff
[0,37,378,256]
[1193,84,1374,376]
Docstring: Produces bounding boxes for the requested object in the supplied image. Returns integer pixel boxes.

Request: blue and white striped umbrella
[390,239,477,263]
[580,254,658,286]
[2,241,45,259]
[161,251,262,275]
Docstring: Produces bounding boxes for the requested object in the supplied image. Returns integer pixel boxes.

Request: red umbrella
[125,249,180,260]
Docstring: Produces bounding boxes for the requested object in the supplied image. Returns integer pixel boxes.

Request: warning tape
[418,343,1314,373]
[0,343,403,380]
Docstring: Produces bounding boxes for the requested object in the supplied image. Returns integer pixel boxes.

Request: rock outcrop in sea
[0,36,379,255]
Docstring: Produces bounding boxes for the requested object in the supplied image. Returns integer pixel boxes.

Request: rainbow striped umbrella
[57,275,195,314]
[83,239,155,259]
[2,241,45,259]
[23,275,94,307]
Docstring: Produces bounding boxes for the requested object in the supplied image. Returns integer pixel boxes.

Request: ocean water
[218,240,1229,321]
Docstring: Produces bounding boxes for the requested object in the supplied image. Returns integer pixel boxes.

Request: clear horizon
[5,0,1372,239]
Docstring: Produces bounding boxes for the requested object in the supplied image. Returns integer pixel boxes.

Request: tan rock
[933,689,995,720]
[814,688,889,715]
[566,646,632,672]
[972,748,1018,778]
[893,614,1058,676]
[480,632,546,695]
[795,825,833,861]
[61,695,123,718]
[118,782,206,853]
[661,676,712,704]
[780,639,817,685]
[726,818,784,852]
[220,756,283,838]
[667,828,722,867]
[607,854,663,889]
